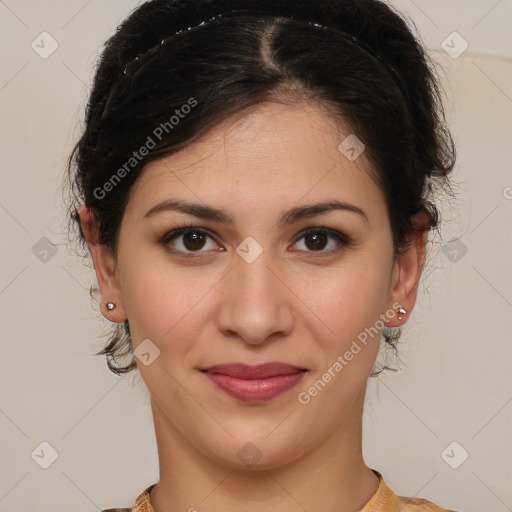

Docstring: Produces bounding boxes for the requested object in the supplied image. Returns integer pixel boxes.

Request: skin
[80,100,428,512]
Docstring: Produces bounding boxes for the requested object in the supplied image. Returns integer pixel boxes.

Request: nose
[215,248,294,346]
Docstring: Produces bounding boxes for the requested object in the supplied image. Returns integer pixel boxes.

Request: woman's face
[89,101,419,469]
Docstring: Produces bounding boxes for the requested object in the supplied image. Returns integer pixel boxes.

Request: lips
[201,362,307,379]
[200,363,308,403]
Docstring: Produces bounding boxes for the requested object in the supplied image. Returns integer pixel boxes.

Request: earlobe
[78,205,127,322]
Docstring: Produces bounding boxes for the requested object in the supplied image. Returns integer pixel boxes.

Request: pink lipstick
[200,363,308,403]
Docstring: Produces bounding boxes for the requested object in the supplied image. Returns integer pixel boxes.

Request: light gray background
[0,1,511,511]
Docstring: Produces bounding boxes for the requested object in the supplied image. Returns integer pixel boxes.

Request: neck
[148,393,379,512]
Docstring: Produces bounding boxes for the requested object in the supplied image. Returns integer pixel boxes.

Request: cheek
[306,254,392,347]
[119,252,215,356]
[298,264,390,411]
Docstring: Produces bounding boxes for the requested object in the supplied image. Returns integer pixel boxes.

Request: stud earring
[397,307,406,321]
[106,302,116,311]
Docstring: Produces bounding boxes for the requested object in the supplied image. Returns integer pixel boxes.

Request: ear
[386,211,429,327]
[78,205,126,322]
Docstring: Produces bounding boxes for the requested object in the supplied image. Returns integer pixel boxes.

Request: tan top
[101,470,457,512]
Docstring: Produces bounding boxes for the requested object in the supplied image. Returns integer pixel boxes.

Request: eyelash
[157,223,354,259]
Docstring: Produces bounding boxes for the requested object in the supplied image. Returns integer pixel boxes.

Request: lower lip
[204,371,307,403]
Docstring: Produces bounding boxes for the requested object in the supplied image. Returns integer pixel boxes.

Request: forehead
[125,101,385,223]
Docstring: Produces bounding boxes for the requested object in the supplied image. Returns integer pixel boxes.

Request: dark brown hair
[64,0,456,377]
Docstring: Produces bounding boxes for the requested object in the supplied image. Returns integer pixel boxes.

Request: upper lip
[201,363,308,379]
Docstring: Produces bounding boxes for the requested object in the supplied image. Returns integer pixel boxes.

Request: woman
[66,0,458,510]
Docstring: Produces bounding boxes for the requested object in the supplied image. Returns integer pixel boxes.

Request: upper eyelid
[164,225,344,238]
[162,225,349,249]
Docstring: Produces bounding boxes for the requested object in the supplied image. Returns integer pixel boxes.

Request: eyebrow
[144,199,369,225]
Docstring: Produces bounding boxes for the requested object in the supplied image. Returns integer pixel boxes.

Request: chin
[202,431,308,471]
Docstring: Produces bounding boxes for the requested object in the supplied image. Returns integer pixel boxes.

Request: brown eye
[292,227,351,255]
[160,227,219,254]
[159,225,352,258]
[181,230,207,251]
[304,231,329,251]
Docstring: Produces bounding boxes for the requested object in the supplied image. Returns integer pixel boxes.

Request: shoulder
[100,483,156,512]
[366,469,459,512]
